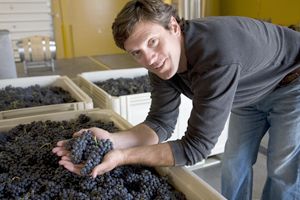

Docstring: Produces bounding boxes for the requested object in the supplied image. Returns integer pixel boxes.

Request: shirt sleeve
[169,63,241,166]
[143,72,181,142]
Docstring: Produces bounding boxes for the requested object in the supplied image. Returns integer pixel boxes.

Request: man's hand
[52,127,116,175]
[56,149,125,177]
[52,124,169,178]
[52,140,69,157]
[90,149,124,178]
[52,127,113,155]
[53,150,124,178]
[74,127,112,141]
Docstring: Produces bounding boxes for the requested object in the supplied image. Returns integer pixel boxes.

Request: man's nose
[144,51,157,67]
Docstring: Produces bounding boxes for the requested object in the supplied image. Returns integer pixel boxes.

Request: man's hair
[112,0,181,50]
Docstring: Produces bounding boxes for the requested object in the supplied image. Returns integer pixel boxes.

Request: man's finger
[52,146,62,154]
[61,155,71,161]
[59,160,82,175]
[91,163,112,178]
[73,129,89,137]
[52,147,69,157]
[56,140,68,147]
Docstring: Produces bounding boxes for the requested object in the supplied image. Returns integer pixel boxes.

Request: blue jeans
[221,77,300,200]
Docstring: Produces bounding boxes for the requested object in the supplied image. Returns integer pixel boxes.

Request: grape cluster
[95,75,152,96]
[0,114,186,199]
[66,130,113,176]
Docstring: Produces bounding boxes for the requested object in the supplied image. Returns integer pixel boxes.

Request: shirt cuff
[142,120,171,142]
[168,140,188,166]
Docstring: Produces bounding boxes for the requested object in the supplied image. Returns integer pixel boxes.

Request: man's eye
[149,38,158,48]
[131,51,141,58]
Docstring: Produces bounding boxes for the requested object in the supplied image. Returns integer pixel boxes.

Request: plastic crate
[0,75,93,120]
[77,68,149,122]
[0,108,225,200]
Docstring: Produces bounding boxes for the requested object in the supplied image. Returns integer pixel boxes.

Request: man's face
[124,18,182,80]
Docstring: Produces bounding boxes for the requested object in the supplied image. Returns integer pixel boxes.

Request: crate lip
[0,108,129,131]
[80,67,148,81]
[0,108,225,200]
[0,75,61,88]
[59,75,93,106]
[0,75,93,119]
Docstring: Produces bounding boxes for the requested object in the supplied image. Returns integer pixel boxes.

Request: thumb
[91,162,112,178]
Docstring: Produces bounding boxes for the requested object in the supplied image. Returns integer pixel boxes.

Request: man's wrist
[110,133,119,149]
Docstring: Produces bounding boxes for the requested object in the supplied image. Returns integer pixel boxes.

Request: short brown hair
[112,0,181,50]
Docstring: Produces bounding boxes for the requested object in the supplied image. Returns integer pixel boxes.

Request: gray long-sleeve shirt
[143,16,300,166]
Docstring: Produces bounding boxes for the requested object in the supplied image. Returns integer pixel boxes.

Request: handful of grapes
[65,130,113,176]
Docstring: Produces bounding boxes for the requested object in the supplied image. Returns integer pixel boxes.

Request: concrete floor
[14,54,268,200]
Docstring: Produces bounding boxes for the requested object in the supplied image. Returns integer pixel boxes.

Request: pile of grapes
[0,85,76,111]
[95,75,152,96]
[0,114,185,199]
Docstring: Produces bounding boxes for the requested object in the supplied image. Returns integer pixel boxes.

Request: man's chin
[158,71,176,80]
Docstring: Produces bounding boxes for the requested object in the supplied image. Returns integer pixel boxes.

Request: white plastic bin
[0,75,93,120]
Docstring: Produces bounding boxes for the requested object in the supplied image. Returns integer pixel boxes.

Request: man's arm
[89,123,175,177]
[112,123,175,167]
[121,142,175,166]
[90,141,175,177]
[111,123,160,149]
[55,123,175,177]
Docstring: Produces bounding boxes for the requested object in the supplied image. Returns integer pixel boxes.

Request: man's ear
[169,16,180,35]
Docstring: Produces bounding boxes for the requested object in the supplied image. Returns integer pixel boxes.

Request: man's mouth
[155,59,166,70]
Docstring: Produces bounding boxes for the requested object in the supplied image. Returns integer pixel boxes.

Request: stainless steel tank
[0,30,17,79]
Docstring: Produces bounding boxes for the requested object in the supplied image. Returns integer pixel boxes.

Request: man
[53,0,300,199]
